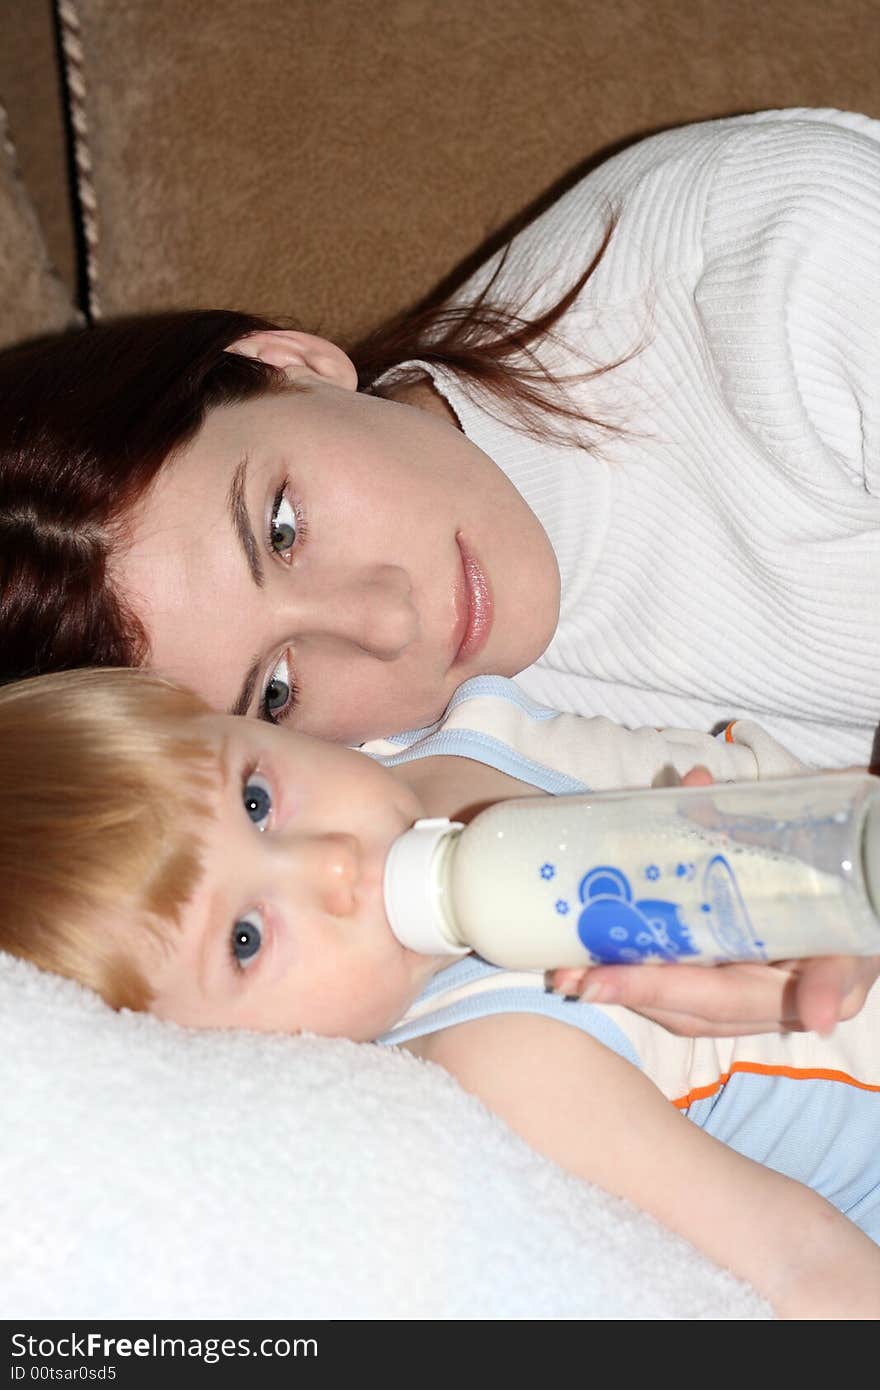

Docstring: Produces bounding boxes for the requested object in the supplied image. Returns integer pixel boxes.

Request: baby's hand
[546,765,880,1035]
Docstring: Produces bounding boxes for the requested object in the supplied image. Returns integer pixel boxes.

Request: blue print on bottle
[576,865,700,963]
[701,855,766,961]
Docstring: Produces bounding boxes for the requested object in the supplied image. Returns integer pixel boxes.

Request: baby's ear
[226,330,357,390]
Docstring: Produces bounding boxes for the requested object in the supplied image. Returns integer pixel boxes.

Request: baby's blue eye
[231,914,262,966]
[243,772,272,830]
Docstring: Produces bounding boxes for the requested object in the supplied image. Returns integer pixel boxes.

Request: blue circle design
[580,866,632,903]
[555,899,570,915]
[645,864,660,881]
[575,863,700,963]
[540,863,556,880]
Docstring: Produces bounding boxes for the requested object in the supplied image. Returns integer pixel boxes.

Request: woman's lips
[452,534,494,665]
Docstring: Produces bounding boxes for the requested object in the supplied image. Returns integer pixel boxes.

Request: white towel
[0,951,771,1319]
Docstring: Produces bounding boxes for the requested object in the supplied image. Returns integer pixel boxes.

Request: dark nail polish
[563,993,580,1003]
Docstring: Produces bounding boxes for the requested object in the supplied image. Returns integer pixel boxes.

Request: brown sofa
[3,0,879,353]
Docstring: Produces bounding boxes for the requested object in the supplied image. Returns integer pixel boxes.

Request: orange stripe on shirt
[672,1060,880,1110]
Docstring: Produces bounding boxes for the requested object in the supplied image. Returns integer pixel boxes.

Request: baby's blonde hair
[0,668,220,1009]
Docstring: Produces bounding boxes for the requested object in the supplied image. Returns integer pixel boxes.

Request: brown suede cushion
[0,106,80,350]
[60,0,879,346]
[0,0,78,299]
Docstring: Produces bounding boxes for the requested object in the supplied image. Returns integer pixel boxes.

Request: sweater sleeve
[694,112,880,493]
[363,677,807,790]
[494,709,808,789]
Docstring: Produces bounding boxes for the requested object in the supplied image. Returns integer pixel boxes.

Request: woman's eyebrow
[228,455,264,589]
[226,455,265,716]
[229,657,261,718]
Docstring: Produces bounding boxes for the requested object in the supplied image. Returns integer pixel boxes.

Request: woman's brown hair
[0,309,289,686]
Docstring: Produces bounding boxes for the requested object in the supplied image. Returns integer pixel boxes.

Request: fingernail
[651,765,682,788]
[563,993,580,1003]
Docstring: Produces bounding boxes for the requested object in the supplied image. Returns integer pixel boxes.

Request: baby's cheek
[354,969,426,1042]
[352,988,414,1042]
[302,966,407,1042]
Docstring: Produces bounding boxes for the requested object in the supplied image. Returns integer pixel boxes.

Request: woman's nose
[289,566,418,658]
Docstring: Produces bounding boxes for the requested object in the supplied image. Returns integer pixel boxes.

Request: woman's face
[112,333,560,743]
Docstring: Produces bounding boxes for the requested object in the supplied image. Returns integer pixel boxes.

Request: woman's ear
[226,330,358,390]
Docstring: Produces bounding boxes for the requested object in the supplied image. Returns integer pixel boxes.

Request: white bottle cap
[383,818,469,956]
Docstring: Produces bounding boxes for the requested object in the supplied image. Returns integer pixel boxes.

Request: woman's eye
[263,653,293,722]
[270,490,298,557]
[230,911,263,968]
[242,771,273,830]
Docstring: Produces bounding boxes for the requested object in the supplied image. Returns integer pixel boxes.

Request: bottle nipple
[383,818,468,956]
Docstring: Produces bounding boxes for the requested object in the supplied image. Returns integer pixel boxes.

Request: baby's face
[138,715,445,1040]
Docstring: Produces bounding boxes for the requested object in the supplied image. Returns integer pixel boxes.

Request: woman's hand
[546,765,880,1036]
[548,954,880,1036]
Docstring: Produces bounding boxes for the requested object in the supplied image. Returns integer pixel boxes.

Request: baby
[2,667,879,1318]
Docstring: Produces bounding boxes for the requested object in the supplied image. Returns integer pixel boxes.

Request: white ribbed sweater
[395,109,880,768]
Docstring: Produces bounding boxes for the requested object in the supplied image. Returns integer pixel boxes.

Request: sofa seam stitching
[54,0,101,320]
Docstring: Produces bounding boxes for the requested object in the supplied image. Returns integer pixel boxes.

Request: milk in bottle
[383,773,880,968]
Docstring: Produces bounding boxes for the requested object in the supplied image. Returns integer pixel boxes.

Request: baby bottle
[383,772,880,967]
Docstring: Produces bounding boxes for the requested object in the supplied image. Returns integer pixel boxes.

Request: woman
[2,106,878,1032]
